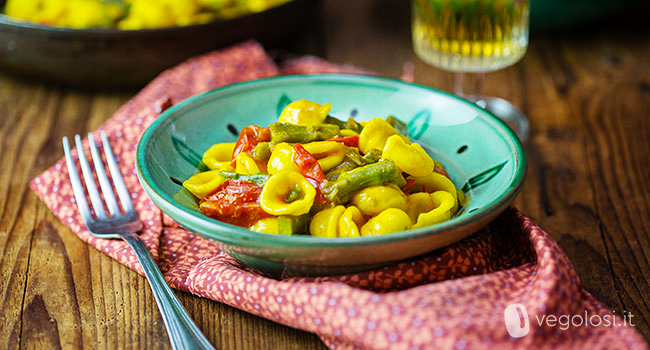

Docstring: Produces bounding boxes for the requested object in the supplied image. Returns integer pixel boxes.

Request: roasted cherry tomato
[291,144,328,204]
[402,178,417,193]
[291,144,326,184]
[199,180,272,227]
[231,125,271,165]
[327,135,360,148]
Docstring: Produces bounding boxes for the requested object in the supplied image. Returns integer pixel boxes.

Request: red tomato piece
[199,180,273,228]
[327,135,360,148]
[304,176,329,205]
[231,125,271,165]
[402,178,417,193]
[291,144,327,184]
[291,144,328,204]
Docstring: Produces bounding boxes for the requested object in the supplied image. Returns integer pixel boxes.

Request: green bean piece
[325,160,359,181]
[393,173,407,188]
[386,115,409,136]
[322,160,406,204]
[269,123,340,145]
[252,142,272,161]
[217,172,270,185]
[285,187,304,203]
[278,214,311,235]
[344,147,365,166]
[325,115,362,134]
[324,115,347,129]
[345,117,363,133]
[362,149,382,164]
[325,148,366,180]
[309,201,328,216]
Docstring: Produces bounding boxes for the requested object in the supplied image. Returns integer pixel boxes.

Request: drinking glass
[412,0,531,141]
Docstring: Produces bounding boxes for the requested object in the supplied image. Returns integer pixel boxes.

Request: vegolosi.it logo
[504,303,636,338]
[504,303,530,338]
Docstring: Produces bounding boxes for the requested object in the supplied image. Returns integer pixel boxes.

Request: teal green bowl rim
[135,74,527,248]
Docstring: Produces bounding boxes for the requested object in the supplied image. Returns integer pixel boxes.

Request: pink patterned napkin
[30,41,647,350]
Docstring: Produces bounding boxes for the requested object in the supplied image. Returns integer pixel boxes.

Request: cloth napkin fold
[30,41,646,350]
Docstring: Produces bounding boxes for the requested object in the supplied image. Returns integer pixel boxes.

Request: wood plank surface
[0,0,648,349]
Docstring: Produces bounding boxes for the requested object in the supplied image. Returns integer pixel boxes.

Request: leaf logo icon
[504,303,530,338]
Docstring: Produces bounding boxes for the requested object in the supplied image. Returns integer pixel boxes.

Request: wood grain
[0,0,649,348]
[0,83,325,349]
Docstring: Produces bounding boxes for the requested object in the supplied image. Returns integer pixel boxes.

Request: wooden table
[1,1,649,348]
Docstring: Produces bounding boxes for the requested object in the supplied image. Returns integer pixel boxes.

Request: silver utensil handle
[122,232,215,350]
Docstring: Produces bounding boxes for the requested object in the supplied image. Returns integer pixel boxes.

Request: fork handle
[121,232,215,350]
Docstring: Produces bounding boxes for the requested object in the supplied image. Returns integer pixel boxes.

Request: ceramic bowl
[136,74,526,277]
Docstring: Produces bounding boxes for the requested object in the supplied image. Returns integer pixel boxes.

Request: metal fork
[63,131,215,350]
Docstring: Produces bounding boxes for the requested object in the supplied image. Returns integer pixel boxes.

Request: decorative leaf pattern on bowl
[461,160,508,192]
[276,93,292,116]
[407,109,431,140]
[171,134,207,171]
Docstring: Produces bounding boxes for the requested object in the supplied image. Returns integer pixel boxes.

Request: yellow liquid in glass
[412,0,529,72]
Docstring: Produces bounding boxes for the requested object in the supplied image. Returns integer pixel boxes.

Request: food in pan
[4,0,292,29]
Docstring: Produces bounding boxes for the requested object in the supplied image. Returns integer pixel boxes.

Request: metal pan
[0,0,316,89]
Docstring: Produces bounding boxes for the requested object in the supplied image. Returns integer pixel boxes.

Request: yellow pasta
[407,172,459,214]
[412,191,456,229]
[202,142,236,171]
[302,141,346,172]
[350,184,407,216]
[260,171,315,216]
[267,143,300,174]
[405,192,436,223]
[358,118,401,154]
[382,135,434,177]
[234,153,261,174]
[118,1,179,29]
[250,218,280,234]
[310,205,365,238]
[5,0,291,29]
[182,170,225,198]
[360,208,411,236]
[310,206,346,238]
[278,99,332,125]
[337,206,365,238]
[339,129,359,137]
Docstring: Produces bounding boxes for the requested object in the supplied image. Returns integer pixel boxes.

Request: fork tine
[74,134,107,219]
[101,131,135,213]
[62,137,93,225]
[88,132,121,216]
